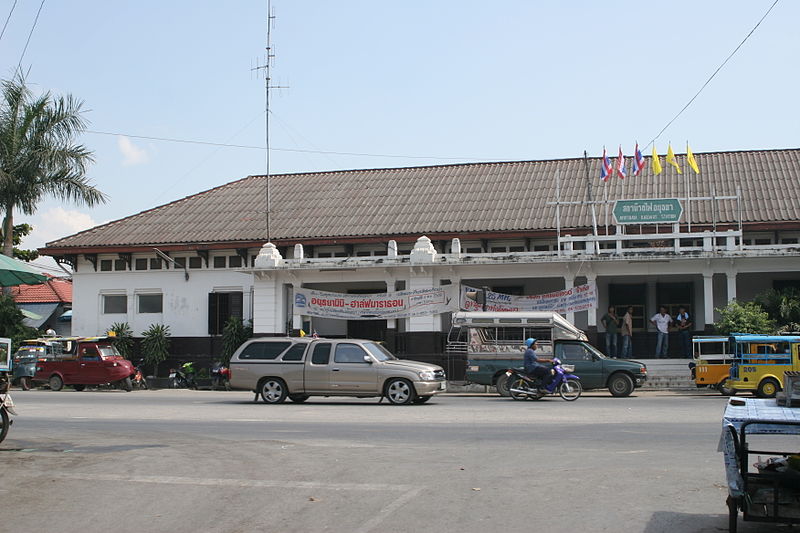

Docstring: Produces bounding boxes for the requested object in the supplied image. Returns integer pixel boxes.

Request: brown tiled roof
[10,276,72,303]
[42,148,800,251]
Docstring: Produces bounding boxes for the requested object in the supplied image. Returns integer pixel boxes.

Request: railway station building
[40,147,800,374]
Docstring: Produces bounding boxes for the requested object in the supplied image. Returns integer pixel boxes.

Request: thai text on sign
[293,286,459,320]
[461,283,598,313]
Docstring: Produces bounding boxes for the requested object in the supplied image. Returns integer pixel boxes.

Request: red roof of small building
[11,276,72,304]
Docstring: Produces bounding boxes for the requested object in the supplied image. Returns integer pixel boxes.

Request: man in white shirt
[650,307,673,358]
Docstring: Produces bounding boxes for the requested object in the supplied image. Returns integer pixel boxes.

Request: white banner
[293,286,459,320]
[461,283,598,313]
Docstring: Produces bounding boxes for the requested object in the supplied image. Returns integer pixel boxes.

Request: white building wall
[72,263,253,337]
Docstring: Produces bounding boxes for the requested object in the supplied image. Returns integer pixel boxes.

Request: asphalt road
[0,389,773,533]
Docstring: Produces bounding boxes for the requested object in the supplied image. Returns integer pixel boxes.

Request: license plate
[168,373,176,378]
[439,382,447,391]
[468,366,479,372]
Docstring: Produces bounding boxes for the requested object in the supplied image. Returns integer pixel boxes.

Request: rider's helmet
[525,338,537,348]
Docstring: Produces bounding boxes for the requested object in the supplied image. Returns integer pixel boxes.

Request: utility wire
[646,0,780,149]
[0,0,18,43]
[85,129,498,162]
[17,0,45,69]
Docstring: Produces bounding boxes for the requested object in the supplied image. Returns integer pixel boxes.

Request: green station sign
[612,198,683,224]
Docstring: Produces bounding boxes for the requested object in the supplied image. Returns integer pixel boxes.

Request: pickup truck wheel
[413,396,432,404]
[757,378,780,398]
[289,394,309,403]
[73,384,86,392]
[385,378,416,405]
[495,374,511,397]
[49,375,64,392]
[19,377,32,391]
[260,379,288,404]
[608,373,634,397]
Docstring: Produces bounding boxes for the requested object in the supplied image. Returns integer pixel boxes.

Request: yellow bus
[728,335,800,397]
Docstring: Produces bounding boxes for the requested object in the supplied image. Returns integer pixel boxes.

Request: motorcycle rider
[524,338,554,389]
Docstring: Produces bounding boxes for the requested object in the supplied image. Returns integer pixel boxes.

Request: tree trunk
[2,208,14,257]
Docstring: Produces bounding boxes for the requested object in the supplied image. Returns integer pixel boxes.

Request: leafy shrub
[141,324,171,377]
[109,322,134,359]
[714,301,774,336]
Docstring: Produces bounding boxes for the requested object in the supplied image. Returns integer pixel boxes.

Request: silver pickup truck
[229,337,447,405]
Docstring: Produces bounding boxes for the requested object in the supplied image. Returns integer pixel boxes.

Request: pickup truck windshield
[97,345,121,358]
[362,342,397,362]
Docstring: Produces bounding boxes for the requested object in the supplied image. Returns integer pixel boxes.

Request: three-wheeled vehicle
[33,336,134,392]
[12,338,63,390]
[691,336,736,395]
[728,334,800,398]
[0,337,16,444]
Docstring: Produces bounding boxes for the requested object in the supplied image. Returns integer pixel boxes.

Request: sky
[0,0,797,274]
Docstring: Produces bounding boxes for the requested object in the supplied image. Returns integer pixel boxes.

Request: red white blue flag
[615,146,626,179]
[632,143,646,176]
[600,147,612,181]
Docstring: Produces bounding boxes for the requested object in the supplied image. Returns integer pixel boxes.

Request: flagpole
[686,141,691,232]
[582,151,600,253]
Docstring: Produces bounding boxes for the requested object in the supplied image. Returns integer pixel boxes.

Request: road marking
[618,450,649,454]
[57,473,416,492]
[354,487,423,533]
[70,417,89,419]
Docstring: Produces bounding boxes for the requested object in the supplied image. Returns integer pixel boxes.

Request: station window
[100,259,112,271]
[334,252,347,258]
[782,238,799,245]
[138,294,163,314]
[317,252,332,258]
[509,246,526,252]
[189,256,203,269]
[490,247,506,253]
[228,256,242,268]
[533,245,550,252]
[213,256,226,268]
[356,251,372,257]
[754,238,772,245]
[114,259,127,271]
[149,258,162,270]
[609,283,647,331]
[656,282,693,323]
[102,294,127,314]
[135,258,148,270]
[208,291,243,335]
[465,247,482,254]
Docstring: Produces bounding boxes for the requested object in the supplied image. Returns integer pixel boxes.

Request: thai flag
[632,143,646,176]
[600,148,612,181]
[615,146,626,179]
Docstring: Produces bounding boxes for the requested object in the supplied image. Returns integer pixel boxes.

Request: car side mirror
[363,355,373,364]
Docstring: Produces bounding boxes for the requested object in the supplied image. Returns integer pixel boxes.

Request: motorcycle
[0,372,17,444]
[506,357,582,401]
[131,359,148,390]
[169,363,197,389]
[210,362,230,391]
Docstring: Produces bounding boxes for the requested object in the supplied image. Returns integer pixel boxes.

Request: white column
[703,272,714,329]
[407,271,440,332]
[726,271,737,302]
[565,275,575,324]
[253,274,286,335]
[586,273,597,327]
[385,278,396,330]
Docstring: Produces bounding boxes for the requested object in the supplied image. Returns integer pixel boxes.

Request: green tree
[0,73,107,257]
[141,324,171,377]
[714,300,775,336]
[221,317,252,364]
[0,223,39,261]
[109,322,134,359]
[0,293,38,350]
[755,288,800,327]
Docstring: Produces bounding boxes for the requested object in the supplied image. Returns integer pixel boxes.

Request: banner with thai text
[293,286,459,320]
[461,283,598,313]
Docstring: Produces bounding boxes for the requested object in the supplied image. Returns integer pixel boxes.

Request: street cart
[720,397,800,532]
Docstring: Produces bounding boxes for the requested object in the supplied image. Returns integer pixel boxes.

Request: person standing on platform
[621,306,634,358]
[601,306,620,358]
[676,306,693,358]
[651,307,673,358]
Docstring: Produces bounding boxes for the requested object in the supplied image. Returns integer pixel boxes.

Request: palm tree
[0,72,106,256]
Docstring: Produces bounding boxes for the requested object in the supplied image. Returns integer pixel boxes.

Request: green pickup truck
[450,311,647,397]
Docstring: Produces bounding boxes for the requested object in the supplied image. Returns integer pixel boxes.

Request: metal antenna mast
[252,0,287,243]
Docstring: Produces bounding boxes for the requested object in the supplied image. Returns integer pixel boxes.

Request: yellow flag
[666,143,682,174]
[652,145,663,175]
[686,143,700,174]
[299,329,306,337]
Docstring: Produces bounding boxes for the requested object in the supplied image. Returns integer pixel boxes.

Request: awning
[59,309,72,322]
[19,303,59,328]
